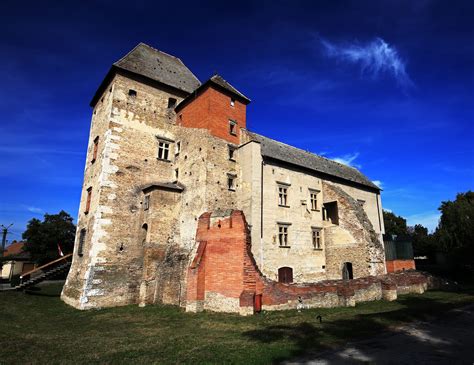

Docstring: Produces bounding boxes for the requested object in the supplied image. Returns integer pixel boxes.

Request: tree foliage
[382,210,408,239]
[434,191,474,256]
[22,211,76,264]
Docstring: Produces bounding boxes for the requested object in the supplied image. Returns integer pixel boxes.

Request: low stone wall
[186,209,440,316]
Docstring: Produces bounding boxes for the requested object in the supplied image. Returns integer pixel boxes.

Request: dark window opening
[228,145,236,161]
[128,89,137,97]
[168,98,177,108]
[278,267,293,284]
[78,228,86,257]
[227,174,236,191]
[144,195,150,210]
[175,168,179,180]
[322,201,339,225]
[342,262,353,280]
[85,187,92,214]
[91,136,99,164]
[175,141,181,155]
[229,120,237,135]
[141,223,148,245]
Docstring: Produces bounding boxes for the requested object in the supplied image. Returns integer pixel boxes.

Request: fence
[384,240,414,261]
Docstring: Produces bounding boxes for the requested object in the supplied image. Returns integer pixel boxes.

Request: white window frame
[309,189,320,211]
[312,227,322,249]
[278,223,290,247]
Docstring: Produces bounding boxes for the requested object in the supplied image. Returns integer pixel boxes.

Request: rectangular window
[85,187,92,214]
[227,174,236,191]
[128,89,137,97]
[91,136,99,164]
[158,141,170,160]
[144,195,150,210]
[312,228,322,249]
[78,228,86,257]
[230,98,235,107]
[229,120,237,135]
[175,168,179,180]
[278,224,289,246]
[228,145,236,161]
[175,141,181,155]
[309,190,319,211]
[278,186,288,207]
[357,199,366,207]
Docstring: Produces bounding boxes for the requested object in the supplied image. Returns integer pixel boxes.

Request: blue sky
[1,0,473,241]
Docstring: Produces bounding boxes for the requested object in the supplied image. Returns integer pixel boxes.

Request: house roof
[246,132,380,191]
[175,74,250,112]
[142,182,185,193]
[91,43,200,106]
[3,241,30,259]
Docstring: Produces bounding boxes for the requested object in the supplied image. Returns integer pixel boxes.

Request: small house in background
[384,235,416,272]
[1,241,36,281]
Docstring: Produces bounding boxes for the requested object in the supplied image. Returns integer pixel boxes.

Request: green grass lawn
[0,283,473,365]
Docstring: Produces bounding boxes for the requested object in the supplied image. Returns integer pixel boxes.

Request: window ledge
[229,158,236,162]
[311,209,320,212]
[229,132,237,136]
[279,245,291,248]
[278,205,290,208]
[313,248,323,251]
[156,158,171,163]
[228,188,236,192]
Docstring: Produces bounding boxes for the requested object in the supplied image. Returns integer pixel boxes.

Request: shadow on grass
[24,282,64,297]
[243,294,474,364]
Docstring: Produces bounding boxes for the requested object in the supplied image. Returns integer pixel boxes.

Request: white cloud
[383,208,393,213]
[26,206,43,214]
[319,36,413,88]
[406,211,440,233]
[372,180,383,188]
[331,152,361,168]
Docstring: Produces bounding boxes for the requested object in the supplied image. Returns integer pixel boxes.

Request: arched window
[141,223,148,245]
[278,267,293,284]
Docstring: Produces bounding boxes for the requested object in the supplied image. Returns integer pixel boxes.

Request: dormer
[175,75,251,144]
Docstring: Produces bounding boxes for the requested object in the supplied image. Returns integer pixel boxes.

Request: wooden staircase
[14,254,73,291]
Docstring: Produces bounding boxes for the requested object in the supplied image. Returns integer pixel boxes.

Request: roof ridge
[210,74,249,101]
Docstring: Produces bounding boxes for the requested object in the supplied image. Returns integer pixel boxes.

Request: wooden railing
[20,253,73,279]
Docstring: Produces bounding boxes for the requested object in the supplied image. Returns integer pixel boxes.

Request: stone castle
[61,43,392,314]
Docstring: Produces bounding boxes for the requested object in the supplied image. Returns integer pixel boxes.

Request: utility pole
[1,224,13,255]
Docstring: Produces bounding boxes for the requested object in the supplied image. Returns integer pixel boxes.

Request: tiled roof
[209,75,251,103]
[247,132,380,190]
[114,43,201,94]
[3,241,30,259]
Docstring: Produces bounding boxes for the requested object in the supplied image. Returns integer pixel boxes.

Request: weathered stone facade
[62,43,389,312]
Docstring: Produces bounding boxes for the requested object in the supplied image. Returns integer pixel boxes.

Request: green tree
[22,211,76,264]
[434,191,474,256]
[409,224,434,257]
[382,210,409,239]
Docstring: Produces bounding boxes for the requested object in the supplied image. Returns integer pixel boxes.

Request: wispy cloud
[26,206,44,214]
[372,180,383,188]
[318,36,413,88]
[330,152,361,168]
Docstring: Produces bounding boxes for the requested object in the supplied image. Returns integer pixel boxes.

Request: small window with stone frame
[85,187,92,214]
[309,189,319,211]
[167,97,177,109]
[312,227,322,249]
[278,185,289,207]
[230,98,235,107]
[227,174,236,191]
[78,228,86,257]
[229,120,237,135]
[144,195,150,210]
[175,141,181,155]
[91,136,99,164]
[278,224,290,247]
[228,145,236,161]
[157,140,170,161]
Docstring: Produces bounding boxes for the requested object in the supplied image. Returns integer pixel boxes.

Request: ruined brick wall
[186,209,435,315]
[386,259,416,273]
